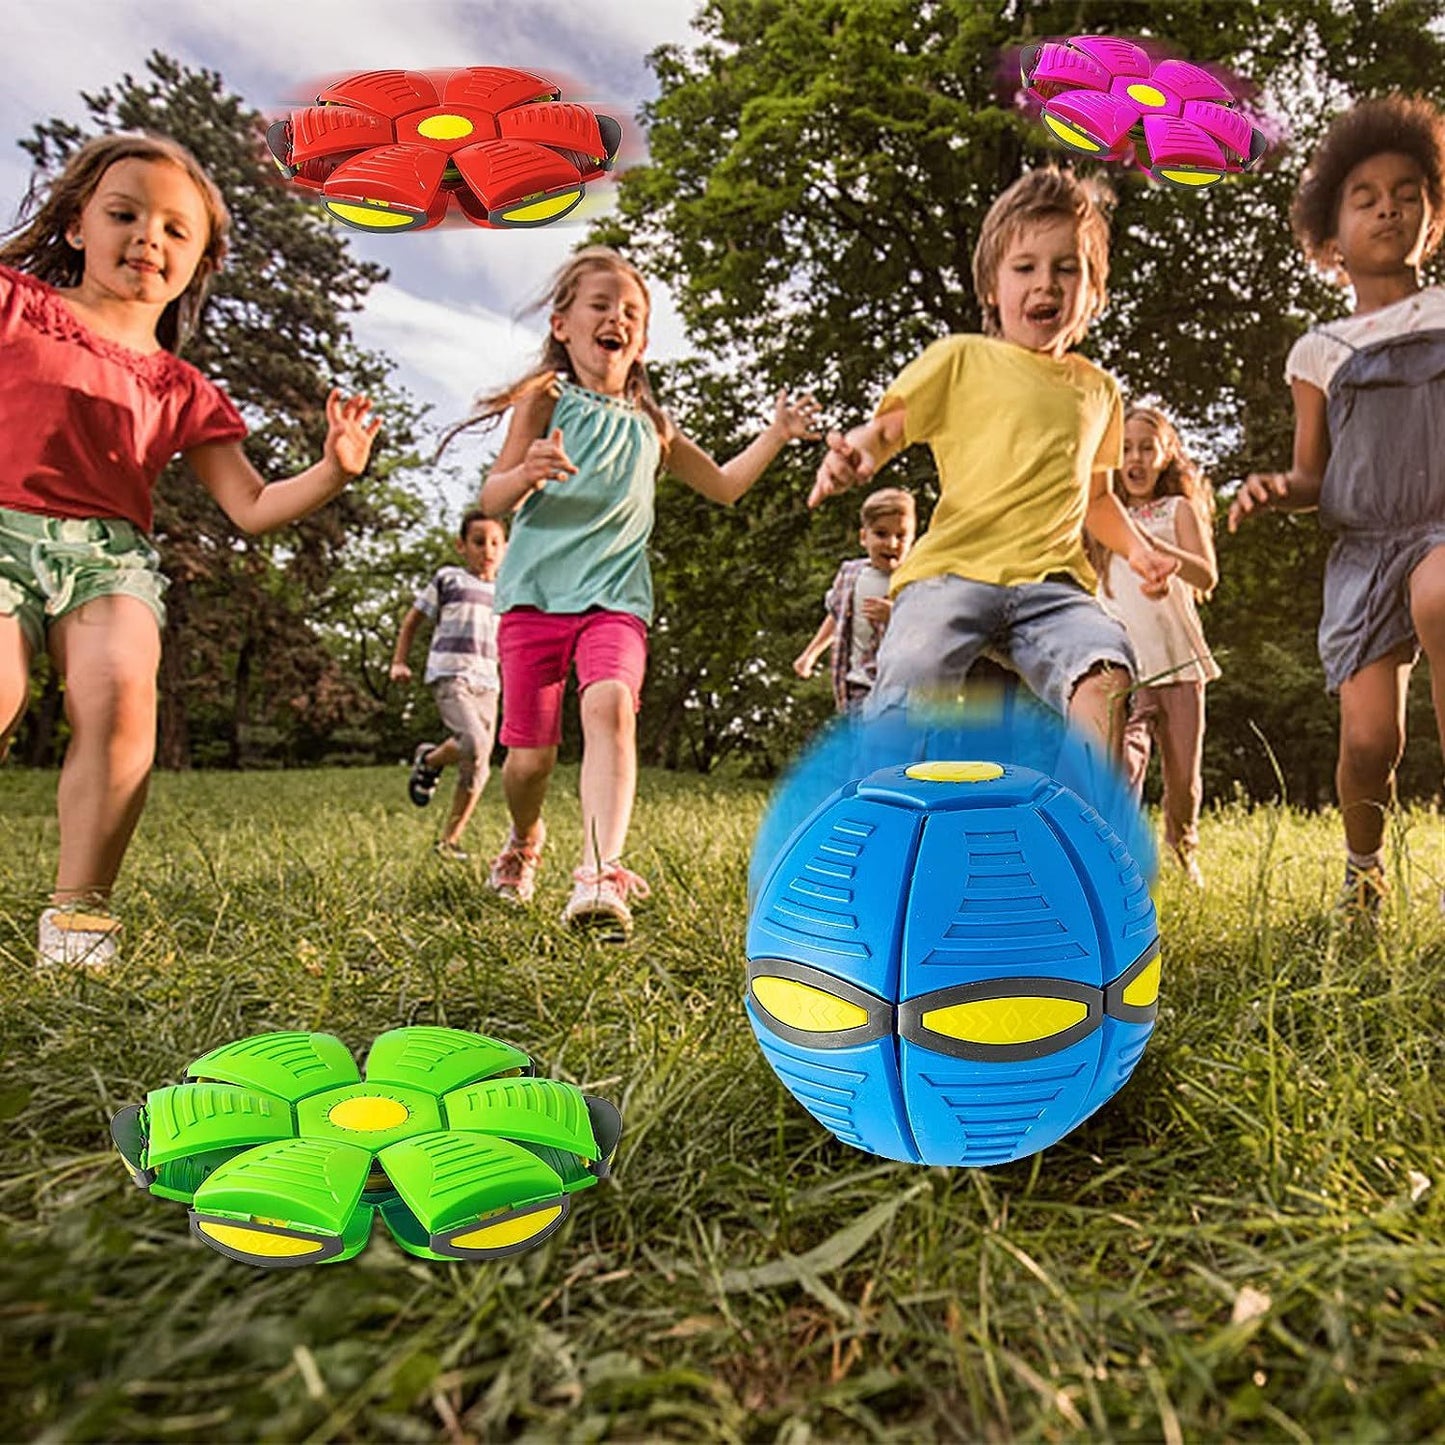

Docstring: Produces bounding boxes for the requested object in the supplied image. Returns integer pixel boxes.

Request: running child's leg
[501,746,556,844]
[1335,649,1411,857]
[494,608,572,852]
[867,576,1004,714]
[1007,578,1135,757]
[573,612,647,871]
[1120,684,1158,797]
[424,738,461,771]
[48,596,161,904]
[578,680,636,870]
[1408,544,1445,761]
[1067,665,1131,756]
[0,615,32,761]
[1153,681,1205,857]
[438,683,497,846]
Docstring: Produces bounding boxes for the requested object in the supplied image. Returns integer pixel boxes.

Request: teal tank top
[495,379,662,623]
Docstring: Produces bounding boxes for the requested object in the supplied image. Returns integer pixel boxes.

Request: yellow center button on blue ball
[904,761,1004,784]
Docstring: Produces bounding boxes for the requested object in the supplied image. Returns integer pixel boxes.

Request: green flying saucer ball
[110,1028,621,1267]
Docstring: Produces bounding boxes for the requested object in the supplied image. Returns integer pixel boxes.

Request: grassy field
[0,763,1441,1443]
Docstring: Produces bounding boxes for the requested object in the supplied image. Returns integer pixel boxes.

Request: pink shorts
[498,607,649,749]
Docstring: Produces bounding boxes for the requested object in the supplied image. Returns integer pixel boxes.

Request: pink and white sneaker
[562,861,651,941]
[488,823,546,904]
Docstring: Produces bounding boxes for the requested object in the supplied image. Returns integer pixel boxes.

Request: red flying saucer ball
[266,67,623,233]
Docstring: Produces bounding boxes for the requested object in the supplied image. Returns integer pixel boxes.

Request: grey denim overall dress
[1316,322,1445,692]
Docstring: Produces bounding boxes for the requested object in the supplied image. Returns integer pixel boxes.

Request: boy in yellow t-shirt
[810,168,1178,752]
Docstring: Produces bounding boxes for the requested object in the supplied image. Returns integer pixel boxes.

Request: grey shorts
[1319,528,1445,693]
[0,506,167,653]
[868,572,1136,718]
[431,675,498,795]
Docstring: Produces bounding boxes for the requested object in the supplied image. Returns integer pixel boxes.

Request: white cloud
[354,281,539,428]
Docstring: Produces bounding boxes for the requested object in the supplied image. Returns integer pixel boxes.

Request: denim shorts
[868,572,1136,718]
[0,506,167,652]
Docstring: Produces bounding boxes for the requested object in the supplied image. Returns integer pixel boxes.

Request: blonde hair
[860,487,915,527]
[0,132,230,353]
[1088,405,1216,600]
[972,167,1113,348]
[438,245,669,457]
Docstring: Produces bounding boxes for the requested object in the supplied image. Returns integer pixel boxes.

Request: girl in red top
[0,133,380,965]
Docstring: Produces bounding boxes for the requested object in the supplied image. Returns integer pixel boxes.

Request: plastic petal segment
[145,1083,295,1165]
[365,1027,532,1095]
[440,1076,601,1159]
[379,1131,565,1233]
[186,1031,359,1102]
[192,1137,372,1235]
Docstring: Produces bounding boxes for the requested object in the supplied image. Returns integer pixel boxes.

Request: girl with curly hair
[1230,94,1445,916]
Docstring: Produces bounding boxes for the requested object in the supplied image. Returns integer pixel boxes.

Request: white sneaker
[38,907,122,967]
[562,862,651,941]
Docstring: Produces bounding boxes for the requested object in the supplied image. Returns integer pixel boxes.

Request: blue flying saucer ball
[746,760,1159,1167]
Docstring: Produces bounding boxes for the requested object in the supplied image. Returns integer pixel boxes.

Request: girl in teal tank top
[443,246,819,939]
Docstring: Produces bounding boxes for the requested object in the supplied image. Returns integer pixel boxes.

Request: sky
[5,0,707,494]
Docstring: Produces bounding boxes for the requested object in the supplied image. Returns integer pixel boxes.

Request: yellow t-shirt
[878,334,1123,593]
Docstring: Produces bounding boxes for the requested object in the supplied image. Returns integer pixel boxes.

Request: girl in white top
[1089,406,1219,884]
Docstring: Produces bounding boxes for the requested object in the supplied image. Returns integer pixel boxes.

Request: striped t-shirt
[414,566,499,687]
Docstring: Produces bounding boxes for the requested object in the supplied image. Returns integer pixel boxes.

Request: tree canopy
[600,0,1445,799]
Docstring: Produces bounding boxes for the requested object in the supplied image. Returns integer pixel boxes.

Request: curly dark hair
[1291,94,1445,269]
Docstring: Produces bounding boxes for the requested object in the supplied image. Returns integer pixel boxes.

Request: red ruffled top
[0,263,247,533]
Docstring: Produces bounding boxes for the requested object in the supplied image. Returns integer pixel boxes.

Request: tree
[17,53,431,768]
[599,0,1445,796]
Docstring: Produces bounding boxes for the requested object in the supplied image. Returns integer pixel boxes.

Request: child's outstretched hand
[389,661,413,683]
[1228,472,1290,531]
[522,429,578,490]
[1129,544,1178,600]
[809,429,876,509]
[773,390,823,442]
[324,389,383,478]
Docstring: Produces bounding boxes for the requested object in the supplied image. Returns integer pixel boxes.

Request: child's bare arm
[480,388,572,516]
[808,408,907,509]
[1086,475,1177,598]
[1228,379,1329,531]
[1150,500,1218,594]
[186,390,380,533]
[670,391,821,505]
[794,614,837,678]
[390,607,427,682]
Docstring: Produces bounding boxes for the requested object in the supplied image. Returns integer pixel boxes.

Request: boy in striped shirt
[390,510,505,859]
